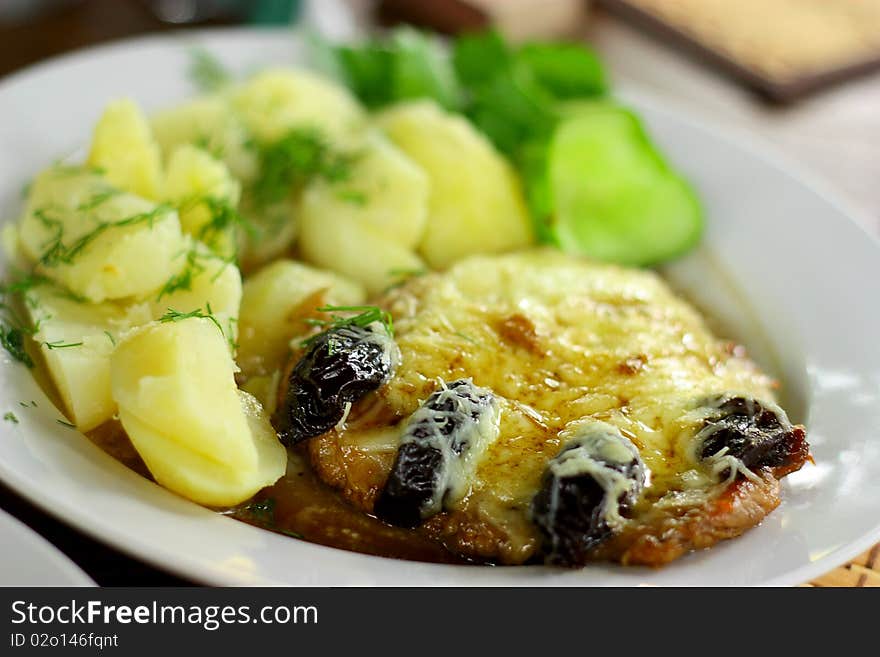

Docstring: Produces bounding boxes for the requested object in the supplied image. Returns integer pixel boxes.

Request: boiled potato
[231,68,366,144]
[237,259,365,377]
[298,132,429,250]
[235,193,299,273]
[377,101,533,269]
[149,240,242,349]
[298,210,425,296]
[27,284,153,431]
[150,95,258,184]
[163,144,241,258]
[87,99,163,200]
[111,319,286,506]
[18,166,184,302]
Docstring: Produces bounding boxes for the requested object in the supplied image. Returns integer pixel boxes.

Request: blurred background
[1,0,878,231]
[0,0,878,586]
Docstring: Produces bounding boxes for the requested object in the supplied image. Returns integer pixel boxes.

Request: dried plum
[274,325,399,446]
[531,421,646,566]
[696,396,808,478]
[374,379,500,528]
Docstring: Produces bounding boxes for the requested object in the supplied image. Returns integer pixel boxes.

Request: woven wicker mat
[804,543,880,587]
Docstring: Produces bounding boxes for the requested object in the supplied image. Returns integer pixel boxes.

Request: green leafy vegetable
[451,30,511,87]
[388,28,462,110]
[515,42,607,99]
[315,28,461,110]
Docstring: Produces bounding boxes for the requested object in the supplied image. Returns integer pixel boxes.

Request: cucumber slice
[546,105,703,266]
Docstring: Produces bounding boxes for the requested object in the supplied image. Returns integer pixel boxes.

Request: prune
[273,325,399,446]
[374,379,500,528]
[696,396,808,478]
[531,421,646,566]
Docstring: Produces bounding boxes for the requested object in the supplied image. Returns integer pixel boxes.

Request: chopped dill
[155,246,234,301]
[188,47,232,92]
[3,412,18,424]
[103,330,116,346]
[56,419,76,429]
[198,196,258,246]
[335,189,367,206]
[37,204,172,268]
[250,128,356,208]
[157,305,224,338]
[193,134,225,159]
[0,272,45,367]
[156,248,206,300]
[301,304,393,347]
[75,189,120,212]
[0,327,33,367]
[42,340,83,350]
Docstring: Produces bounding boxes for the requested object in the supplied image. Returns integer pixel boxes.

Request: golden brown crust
[298,252,809,567]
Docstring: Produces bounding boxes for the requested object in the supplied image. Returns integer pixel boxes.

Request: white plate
[0,508,94,586]
[1,29,878,586]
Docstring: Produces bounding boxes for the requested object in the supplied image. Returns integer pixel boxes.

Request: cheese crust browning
[302,250,808,566]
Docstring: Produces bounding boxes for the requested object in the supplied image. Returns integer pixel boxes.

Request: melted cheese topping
[333,249,780,552]
[546,420,644,530]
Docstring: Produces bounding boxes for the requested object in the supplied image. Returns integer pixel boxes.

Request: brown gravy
[86,421,464,565]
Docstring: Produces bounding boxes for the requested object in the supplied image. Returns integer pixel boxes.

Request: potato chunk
[163,144,242,258]
[298,210,425,295]
[231,68,366,144]
[377,101,533,269]
[237,259,365,377]
[149,240,242,349]
[111,319,286,506]
[298,132,429,250]
[150,95,258,184]
[87,99,163,200]
[18,167,183,302]
[27,284,153,431]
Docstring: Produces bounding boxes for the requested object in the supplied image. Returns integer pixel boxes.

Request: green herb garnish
[4,412,18,424]
[75,189,120,212]
[197,196,258,250]
[56,419,76,429]
[0,273,48,368]
[157,305,224,336]
[250,128,355,208]
[188,48,232,92]
[42,340,83,350]
[334,189,367,206]
[37,204,172,268]
[301,304,393,348]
